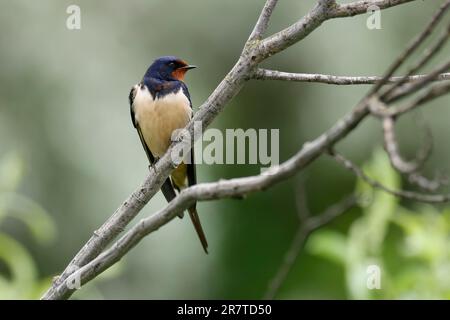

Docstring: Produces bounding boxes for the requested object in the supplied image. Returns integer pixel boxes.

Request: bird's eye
[169,62,175,67]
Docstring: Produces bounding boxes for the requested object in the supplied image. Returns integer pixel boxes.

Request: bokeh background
[0,0,449,299]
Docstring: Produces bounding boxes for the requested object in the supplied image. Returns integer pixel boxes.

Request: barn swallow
[129,56,208,253]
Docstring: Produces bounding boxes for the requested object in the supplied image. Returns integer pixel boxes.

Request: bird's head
[145,56,196,81]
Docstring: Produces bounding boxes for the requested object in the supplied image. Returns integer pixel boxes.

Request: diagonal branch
[264,193,357,300]
[259,0,417,59]
[385,81,450,116]
[329,150,450,203]
[382,116,425,174]
[44,98,372,300]
[382,17,450,96]
[384,58,450,103]
[370,0,450,94]
[247,0,279,42]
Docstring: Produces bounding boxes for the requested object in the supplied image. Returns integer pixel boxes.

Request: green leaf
[0,233,37,299]
[356,147,400,254]
[0,193,56,245]
[307,230,347,266]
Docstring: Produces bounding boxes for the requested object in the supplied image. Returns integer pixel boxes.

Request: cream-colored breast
[134,86,192,157]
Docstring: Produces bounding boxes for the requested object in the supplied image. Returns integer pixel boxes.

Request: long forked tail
[188,205,208,254]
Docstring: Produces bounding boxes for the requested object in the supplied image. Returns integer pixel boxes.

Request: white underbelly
[134,86,192,157]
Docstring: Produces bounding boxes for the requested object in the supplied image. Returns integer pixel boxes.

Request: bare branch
[44,98,372,299]
[264,194,357,300]
[264,228,309,300]
[247,0,279,42]
[257,2,329,59]
[370,0,450,94]
[259,0,417,59]
[385,58,450,103]
[386,81,450,116]
[253,68,450,85]
[329,150,450,203]
[382,117,425,174]
[409,172,449,192]
[369,89,448,193]
[330,0,416,18]
[294,182,311,221]
[382,18,450,97]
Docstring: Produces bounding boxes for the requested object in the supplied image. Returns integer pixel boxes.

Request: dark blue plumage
[142,76,192,104]
[144,55,182,79]
[142,56,194,103]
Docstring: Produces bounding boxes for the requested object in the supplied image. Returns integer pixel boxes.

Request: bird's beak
[179,64,197,70]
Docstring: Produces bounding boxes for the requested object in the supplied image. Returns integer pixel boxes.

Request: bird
[129,56,208,253]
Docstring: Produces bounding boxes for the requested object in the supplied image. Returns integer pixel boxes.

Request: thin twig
[409,172,449,192]
[386,81,450,116]
[329,150,450,203]
[264,194,357,300]
[385,58,450,103]
[258,0,415,59]
[247,0,279,42]
[329,0,416,18]
[382,117,425,174]
[382,17,450,97]
[369,0,450,94]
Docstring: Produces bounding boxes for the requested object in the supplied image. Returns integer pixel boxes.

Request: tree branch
[264,193,357,300]
[380,0,450,96]
[382,81,450,116]
[382,116,425,174]
[384,58,450,103]
[258,0,416,59]
[253,68,450,85]
[44,97,371,299]
[247,0,279,42]
[371,0,450,94]
[329,150,450,203]
[329,0,416,18]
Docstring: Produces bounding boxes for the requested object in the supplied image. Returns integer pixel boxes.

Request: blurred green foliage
[0,152,124,299]
[0,152,56,299]
[308,148,450,299]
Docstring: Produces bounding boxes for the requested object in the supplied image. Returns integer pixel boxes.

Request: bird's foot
[148,163,156,173]
[148,157,160,173]
[178,211,184,219]
[175,134,184,143]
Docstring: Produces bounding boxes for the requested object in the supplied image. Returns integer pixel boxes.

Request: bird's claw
[147,157,161,173]
[148,163,157,173]
[176,135,184,143]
